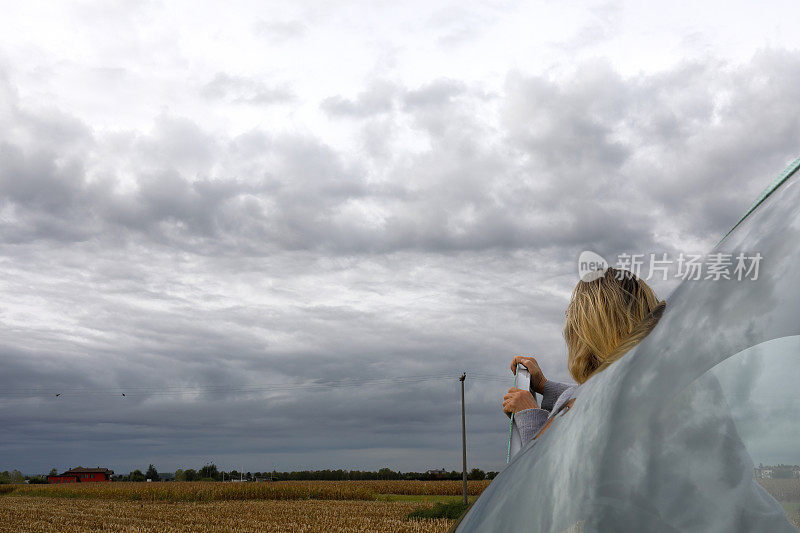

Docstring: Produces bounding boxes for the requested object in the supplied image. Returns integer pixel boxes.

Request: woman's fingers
[510,355,525,373]
[511,355,537,374]
[503,389,520,408]
[509,356,547,394]
[505,387,522,399]
[503,388,539,414]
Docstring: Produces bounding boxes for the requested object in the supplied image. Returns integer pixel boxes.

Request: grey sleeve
[514,408,550,446]
[538,380,572,412]
[550,386,578,417]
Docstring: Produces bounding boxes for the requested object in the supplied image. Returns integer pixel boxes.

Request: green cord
[506,371,519,464]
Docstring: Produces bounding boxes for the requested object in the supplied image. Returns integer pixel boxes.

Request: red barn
[48,467,114,483]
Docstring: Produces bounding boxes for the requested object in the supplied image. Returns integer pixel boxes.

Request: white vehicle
[453,158,800,532]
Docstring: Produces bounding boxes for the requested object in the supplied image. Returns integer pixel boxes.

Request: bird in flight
[121,393,126,397]
[55,393,61,397]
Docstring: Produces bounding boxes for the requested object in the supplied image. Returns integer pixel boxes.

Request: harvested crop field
[0,481,486,532]
[2,480,490,502]
[2,479,797,532]
[758,478,800,528]
[0,497,452,533]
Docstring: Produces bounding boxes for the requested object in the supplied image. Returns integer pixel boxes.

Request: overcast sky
[1,0,800,475]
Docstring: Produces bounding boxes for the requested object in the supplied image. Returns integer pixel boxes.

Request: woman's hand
[510,355,547,394]
[502,387,539,418]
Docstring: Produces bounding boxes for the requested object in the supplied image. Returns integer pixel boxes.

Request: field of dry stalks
[1,479,797,532]
[0,480,487,533]
[0,497,453,533]
[758,478,800,528]
[2,480,490,502]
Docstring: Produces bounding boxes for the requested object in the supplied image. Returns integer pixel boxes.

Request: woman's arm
[510,356,573,409]
[539,380,573,412]
[514,407,551,445]
[503,387,552,447]
[513,385,579,447]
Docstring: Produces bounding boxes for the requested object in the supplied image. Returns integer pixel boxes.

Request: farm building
[48,467,114,483]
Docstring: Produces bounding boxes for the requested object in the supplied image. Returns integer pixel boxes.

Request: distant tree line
[114,464,162,482]
[4,464,499,483]
[114,464,499,482]
[0,470,26,484]
[0,469,49,484]
[769,464,800,479]
[247,467,499,481]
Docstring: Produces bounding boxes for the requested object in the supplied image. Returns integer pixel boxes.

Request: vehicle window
[456,174,800,531]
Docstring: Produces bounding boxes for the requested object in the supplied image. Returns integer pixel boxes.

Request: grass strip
[406,501,470,521]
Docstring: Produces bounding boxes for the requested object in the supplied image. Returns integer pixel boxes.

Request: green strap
[506,371,519,464]
[718,155,800,245]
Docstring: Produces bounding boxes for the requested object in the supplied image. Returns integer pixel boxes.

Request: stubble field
[0,480,488,533]
[0,497,453,533]
[758,478,800,528]
[1,478,798,532]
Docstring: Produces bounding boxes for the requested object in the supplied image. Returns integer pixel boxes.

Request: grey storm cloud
[402,79,469,109]
[201,73,295,105]
[7,54,799,257]
[320,80,399,117]
[252,20,307,43]
[1,45,800,475]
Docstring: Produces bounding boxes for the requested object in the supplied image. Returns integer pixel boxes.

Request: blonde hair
[564,267,666,384]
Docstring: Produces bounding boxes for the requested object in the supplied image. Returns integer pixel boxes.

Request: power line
[0,373,513,399]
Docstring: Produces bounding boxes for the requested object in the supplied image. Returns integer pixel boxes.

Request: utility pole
[460,372,468,506]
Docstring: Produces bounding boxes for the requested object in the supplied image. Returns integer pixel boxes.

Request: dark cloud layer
[1,48,799,474]
[201,73,294,105]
